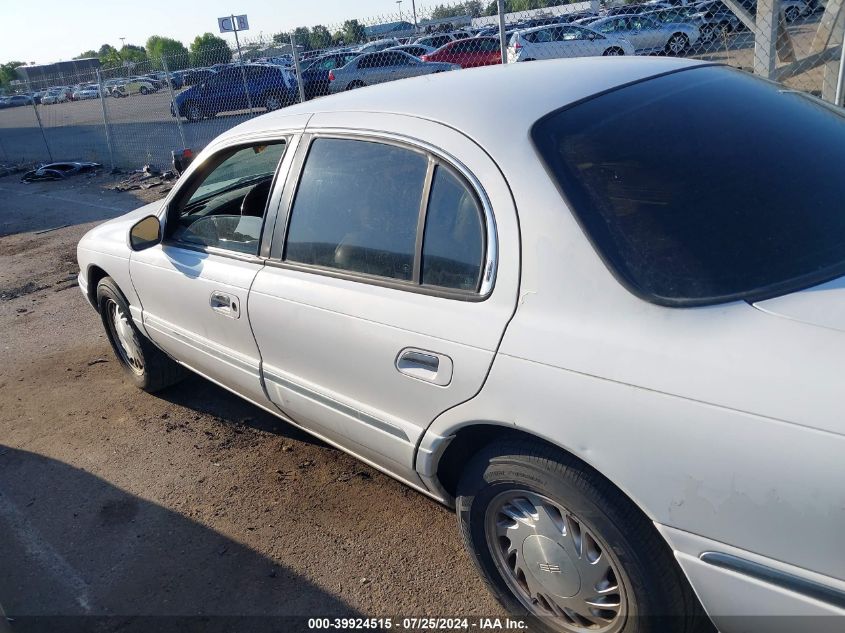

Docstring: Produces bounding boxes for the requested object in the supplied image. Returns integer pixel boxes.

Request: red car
[420,36,502,68]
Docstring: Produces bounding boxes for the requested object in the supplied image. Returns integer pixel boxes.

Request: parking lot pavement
[0,174,504,629]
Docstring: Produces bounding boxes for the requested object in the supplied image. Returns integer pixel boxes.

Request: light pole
[396,0,402,19]
[411,0,418,31]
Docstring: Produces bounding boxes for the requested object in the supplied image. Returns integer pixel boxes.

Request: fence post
[161,57,188,150]
[753,0,778,78]
[498,0,508,65]
[94,69,116,170]
[836,39,845,106]
[26,80,53,163]
[290,34,307,104]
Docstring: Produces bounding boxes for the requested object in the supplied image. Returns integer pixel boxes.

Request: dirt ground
[0,172,505,632]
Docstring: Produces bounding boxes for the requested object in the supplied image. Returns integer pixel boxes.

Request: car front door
[130,136,297,405]
[248,113,520,486]
[210,68,247,113]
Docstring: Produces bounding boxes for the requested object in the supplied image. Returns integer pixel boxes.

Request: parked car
[40,89,68,105]
[676,2,741,41]
[111,79,157,97]
[508,24,635,61]
[420,36,503,68]
[299,52,361,99]
[356,38,401,53]
[182,68,217,86]
[72,85,100,100]
[0,94,34,107]
[602,2,673,15]
[387,44,436,58]
[172,63,298,121]
[328,50,459,92]
[581,14,700,54]
[77,57,845,633]
[413,33,456,48]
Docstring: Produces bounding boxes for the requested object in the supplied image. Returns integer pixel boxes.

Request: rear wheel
[602,47,625,56]
[665,33,689,56]
[456,440,709,633]
[97,277,186,393]
[346,80,366,90]
[139,86,149,95]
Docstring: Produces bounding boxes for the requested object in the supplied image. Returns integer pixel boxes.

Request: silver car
[78,58,845,632]
[328,50,459,92]
[582,14,700,54]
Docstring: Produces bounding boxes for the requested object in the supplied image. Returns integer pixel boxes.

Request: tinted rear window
[532,65,845,306]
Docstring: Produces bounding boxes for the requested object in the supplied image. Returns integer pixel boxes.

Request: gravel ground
[0,173,505,632]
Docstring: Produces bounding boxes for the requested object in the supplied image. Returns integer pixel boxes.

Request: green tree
[74,50,98,60]
[292,26,312,50]
[342,19,366,45]
[0,61,25,90]
[272,31,290,45]
[98,44,122,66]
[189,33,232,67]
[309,25,332,51]
[119,44,148,63]
[145,36,190,70]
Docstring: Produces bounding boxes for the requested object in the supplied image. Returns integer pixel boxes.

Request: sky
[0,0,421,64]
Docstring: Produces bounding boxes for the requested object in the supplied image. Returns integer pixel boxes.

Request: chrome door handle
[210,291,240,319]
[395,348,453,386]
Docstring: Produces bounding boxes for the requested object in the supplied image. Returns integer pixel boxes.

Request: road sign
[218,15,249,33]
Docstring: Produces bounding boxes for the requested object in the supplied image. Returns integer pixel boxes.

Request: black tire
[602,47,625,56]
[139,86,149,95]
[184,101,204,122]
[456,440,709,633]
[96,277,186,393]
[785,6,800,21]
[523,58,537,62]
[665,33,689,56]
[346,80,365,91]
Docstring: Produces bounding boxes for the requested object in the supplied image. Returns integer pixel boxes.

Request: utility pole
[396,0,403,20]
[411,0,418,31]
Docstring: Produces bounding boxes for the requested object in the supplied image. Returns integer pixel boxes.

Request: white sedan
[72,85,100,100]
[508,23,635,61]
[77,58,845,632]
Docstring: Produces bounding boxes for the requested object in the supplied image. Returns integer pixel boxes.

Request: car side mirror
[129,215,162,251]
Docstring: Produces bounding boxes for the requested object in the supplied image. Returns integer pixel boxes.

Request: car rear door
[248,113,520,484]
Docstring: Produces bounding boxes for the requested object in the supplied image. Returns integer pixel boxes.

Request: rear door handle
[210,291,240,319]
[395,348,453,386]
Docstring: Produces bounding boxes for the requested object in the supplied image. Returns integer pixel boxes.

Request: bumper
[78,272,96,310]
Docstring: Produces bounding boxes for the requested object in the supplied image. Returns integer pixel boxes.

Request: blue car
[172,63,298,122]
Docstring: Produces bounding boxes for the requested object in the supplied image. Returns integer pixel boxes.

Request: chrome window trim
[269,128,499,301]
[161,135,295,261]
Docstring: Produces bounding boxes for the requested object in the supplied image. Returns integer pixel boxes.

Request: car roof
[218,57,706,153]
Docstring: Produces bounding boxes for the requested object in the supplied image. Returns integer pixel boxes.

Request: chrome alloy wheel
[486,491,627,632]
[667,34,688,55]
[107,299,144,375]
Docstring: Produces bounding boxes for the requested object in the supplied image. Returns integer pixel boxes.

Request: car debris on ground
[21,161,101,183]
[108,165,178,193]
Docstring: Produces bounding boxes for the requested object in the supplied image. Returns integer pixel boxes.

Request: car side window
[168,142,287,255]
[422,166,485,291]
[359,55,376,69]
[534,29,553,43]
[285,138,427,281]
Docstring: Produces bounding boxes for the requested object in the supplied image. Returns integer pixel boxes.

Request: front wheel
[264,92,284,111]
[97,277,186,393]
[184,101,204,122]
[665,33,690,56]
[346,80,365,91]
[139,86,149,95]
[456,440,707,633]
[602,47,625,56]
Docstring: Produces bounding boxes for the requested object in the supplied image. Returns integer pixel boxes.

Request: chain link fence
[1,0,843,170]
